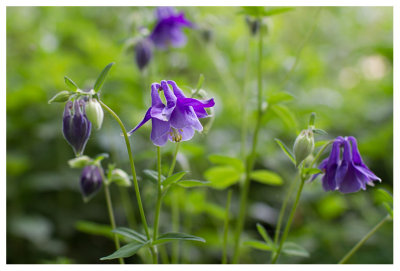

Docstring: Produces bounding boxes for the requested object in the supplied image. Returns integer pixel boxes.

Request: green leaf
[112,227,147,243]
[243,240,274,251]
[274,138,296,165]
[100,240,149,260]
[48,90,72,104]
[153,232,206,245]
[177,179,210,188]
[68,155,93,168]
[162,171,187,187]
[195,74,205,91]
[313,128,328,135]
[143,169,165,184]
[204,166,242,190]
[75,220,114,240]
[94,62,115,93]
[282,242,310,257]
[271,104,298,131]
[267,91,294,105]
[263,7,294,17]
[302,168,323,175]
[250,170,283,186]
[64,76,79,91]
[375,188,393,204]
[383,202,393,218]
[208,154,245,172]
[256,223,274,247]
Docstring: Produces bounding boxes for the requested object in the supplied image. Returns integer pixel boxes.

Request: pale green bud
[48,90,72,104]
[68,155,93,168]
[293,129,314,167]
[110,169,131,187]
[85,98,104,130]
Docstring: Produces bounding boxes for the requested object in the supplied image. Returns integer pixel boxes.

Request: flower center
[170,128,183,142]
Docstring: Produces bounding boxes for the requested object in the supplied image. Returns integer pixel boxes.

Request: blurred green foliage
[7,6,392,264]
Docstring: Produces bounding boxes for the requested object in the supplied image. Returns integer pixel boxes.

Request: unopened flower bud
[85,98,104,130]
[245,16,260,36]
[80,165,103,200]
[293,129,314,167]
[110,168,131,187]
[68,155,92,168]
[62,99,92,156]
[135,38,153,71]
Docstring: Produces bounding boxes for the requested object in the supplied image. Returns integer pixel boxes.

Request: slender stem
[232,20,264,264]
[271,177,305,264]
[169,142,181,264]
[222,189,233,264]
[309,140,334,167]
[152,147,163,264]
[104,184,124,264]
[338,215,391,264]
[274,175,299,245]
[99,101,156,259]
[240,38,253,160]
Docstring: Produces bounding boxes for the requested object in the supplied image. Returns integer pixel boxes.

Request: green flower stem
[232,20,264,264]
[240,38,253,160]
[338,214,391,264]
[152,147,163,264]
[169,142,181,264]
[99,101,156,261]
[310,140,334,168]
[222,189,233,264]
[104,184,124,264]
[271,176,306,264]
[274,175,299,245]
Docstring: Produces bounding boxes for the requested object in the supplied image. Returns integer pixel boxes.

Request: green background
[7,6,393,264]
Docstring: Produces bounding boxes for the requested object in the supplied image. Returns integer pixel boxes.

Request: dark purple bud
[80,165,103,199]
[62,99,92,156]
[135,39,153,71]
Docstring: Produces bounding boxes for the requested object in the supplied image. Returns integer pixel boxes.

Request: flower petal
[167,80,187,99]
[150,83,170,121]
[128,107,152,136]
[170,103,203,131]
[151,118,171,146]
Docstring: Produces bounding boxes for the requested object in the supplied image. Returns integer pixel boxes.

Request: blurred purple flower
[312,136,381,193]
[62,99,92,156]
[80,165,103,199]
[135,38,153,70]
[150,7,193,49]
[128,80,215,146]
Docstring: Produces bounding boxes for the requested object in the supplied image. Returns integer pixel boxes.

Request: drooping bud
[62,99,92,156]
[110,168,131,187]
[293,129,315,167]
[80,165,103,200]
[134,38,153,71]
[245,16,260,36]
[85,98,104,130]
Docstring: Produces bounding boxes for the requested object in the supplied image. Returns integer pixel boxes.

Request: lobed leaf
[282,242,310,257]
[204,166,242,190]
[64,76,79,91]
[94,62,115,93]
[100,240,149,260]
[153,232,206,245]
[274,138,296,165]
[112,227,147,243]
[250,170,283,186]
[208,154,245,172]
[162,171,187,187]
[243,240,274,251]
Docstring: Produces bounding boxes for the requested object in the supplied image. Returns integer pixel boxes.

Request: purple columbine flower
[312,136,381,193]
[80,165,103,199]
[128,80,215,146]
[135,38,153,70]
[62,99,92,156]
[150,7,193,49]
